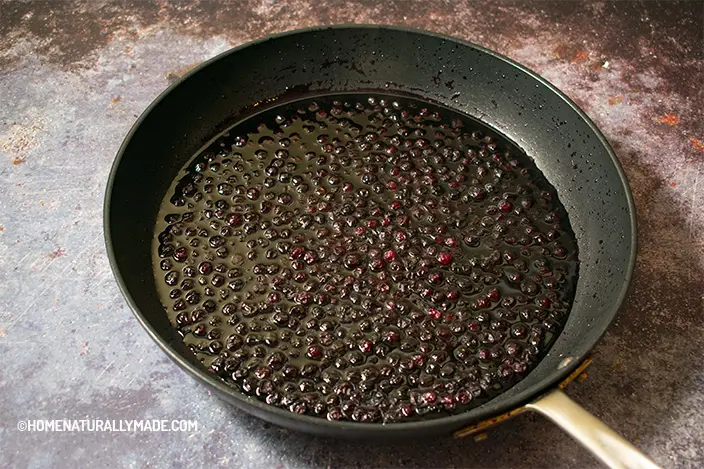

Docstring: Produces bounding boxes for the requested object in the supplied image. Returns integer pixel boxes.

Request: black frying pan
[104,26,658,468]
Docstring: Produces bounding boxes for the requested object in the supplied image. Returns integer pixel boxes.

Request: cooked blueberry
[154,94,578,423]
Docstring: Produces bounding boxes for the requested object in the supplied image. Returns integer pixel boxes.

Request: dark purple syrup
[153,94,579,423]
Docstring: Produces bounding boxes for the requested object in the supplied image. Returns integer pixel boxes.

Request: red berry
[173,247,188,262]
[359,339,373,354]
[441,394,455,409]
[396,216,410,227]
[294,272,307,283]
[290,246,305,259]
[303,251,317,265]
[498,200,513,213]
[295,292,313,305]
[306,345,323,360]
[267,292,281,303]
[455,390,471,404]
[198,261,212,275]
[423,391,437,404]
[428,308,442,320]
[428,272,444,285]
[383,330,400,344]
[225,213,242,226]
[437,252,453,265]
[412,354,425,367]
[384,250,396,261]
[553,247,567,258]
[369,259,385,272]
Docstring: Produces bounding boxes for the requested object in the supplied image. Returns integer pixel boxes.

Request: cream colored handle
[526,389,661,469]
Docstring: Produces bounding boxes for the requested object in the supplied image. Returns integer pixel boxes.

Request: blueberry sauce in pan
[153,94,579,423]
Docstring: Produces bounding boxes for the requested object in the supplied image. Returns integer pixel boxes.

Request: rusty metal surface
[0,1,702,467]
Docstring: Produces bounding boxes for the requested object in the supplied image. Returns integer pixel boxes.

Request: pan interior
[151,91,580,424]
[106,26,635,437]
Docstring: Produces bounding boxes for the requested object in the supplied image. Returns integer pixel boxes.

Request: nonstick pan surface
[105,26,637,440]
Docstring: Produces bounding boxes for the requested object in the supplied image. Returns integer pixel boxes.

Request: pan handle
[526,389,661,469]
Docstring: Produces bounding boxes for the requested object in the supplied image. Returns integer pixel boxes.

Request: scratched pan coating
[104,26,636,439]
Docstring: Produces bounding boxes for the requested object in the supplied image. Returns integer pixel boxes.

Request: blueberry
[154,94,577,423]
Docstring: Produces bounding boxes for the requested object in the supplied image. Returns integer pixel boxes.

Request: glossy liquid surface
[153,94,579,423]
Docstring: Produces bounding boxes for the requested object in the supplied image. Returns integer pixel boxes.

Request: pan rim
[103,23,637,434]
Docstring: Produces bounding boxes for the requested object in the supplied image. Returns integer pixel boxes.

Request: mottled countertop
[0,1,702,468]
